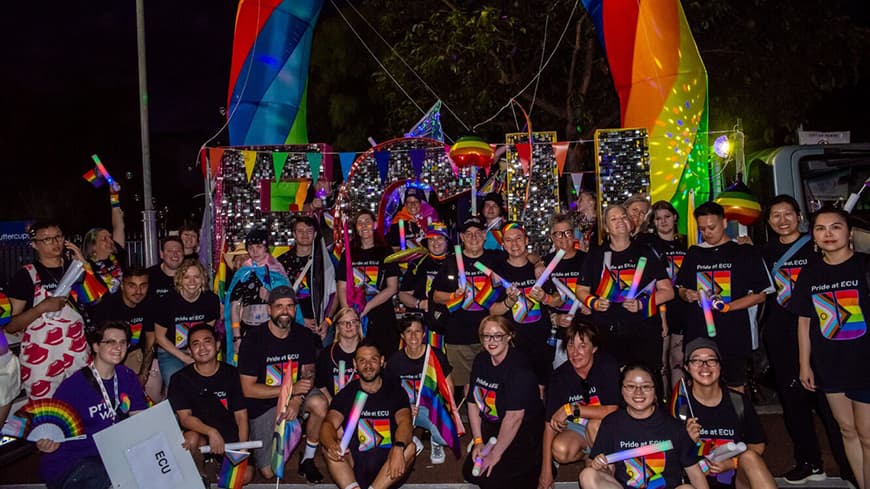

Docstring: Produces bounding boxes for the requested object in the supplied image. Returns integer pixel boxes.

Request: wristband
[543,294,553,306]
[583,295,598,309]
[732,456,738,470]
[473,437,484,446]
[563,403,573,416]
[110,192,121,208]
[231,322,241,330]
[721,303,730,313]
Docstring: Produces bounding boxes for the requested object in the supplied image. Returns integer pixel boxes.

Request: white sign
[797,130,850,145]
[125,432,184,489]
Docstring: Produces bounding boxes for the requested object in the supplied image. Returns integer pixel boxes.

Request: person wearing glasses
[36,320,147,489]
[81,180,127,296]
[387,187,433,250]
[237,286,324,482]
[545,213,590,367]
[463,315,543,489]
[6,220,94,399]
[682,338,776,489]
[539,319,619,489]
[397,222,450,318]
[315,307,364,398]
[580,363,708,489]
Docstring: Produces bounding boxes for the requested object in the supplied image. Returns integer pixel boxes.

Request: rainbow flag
[637,280,658,318]
[214,259,228,302]
[474,275,498,309]
[416,346,465,457]
[218,449,249,489]
[81,167,105,188]
[427,330,445,355]
[0,291,11,328]
[70,271,108,305]
[669,379,691,420]
[595,266,620,301]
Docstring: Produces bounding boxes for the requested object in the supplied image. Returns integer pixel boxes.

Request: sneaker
[783,462,826,484]
[429,442,446,465]
[298,458,324,483]
[412,435,425,456]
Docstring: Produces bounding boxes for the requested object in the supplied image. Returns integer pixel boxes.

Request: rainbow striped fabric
[81,168,105,188]
[595,266,620,301]
[70,271,108,305]
[416,346,465,457]
[218,449,250,489]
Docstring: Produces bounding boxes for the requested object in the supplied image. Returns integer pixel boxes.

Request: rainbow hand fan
[20,399,86,442]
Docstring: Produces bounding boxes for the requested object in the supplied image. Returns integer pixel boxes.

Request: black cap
[404,187,426,202]
[245,228,269,247]
[268,285,296,305]
[461,216,486,232]
[684,337,721,361]
[482,192,504,208]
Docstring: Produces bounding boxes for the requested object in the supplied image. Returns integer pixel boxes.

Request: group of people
[1,182,869,489]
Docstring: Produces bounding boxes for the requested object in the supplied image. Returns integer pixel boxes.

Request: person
[81,181,127,295]
[179,223,200,261]
[539,319,619,489]
[623,194,651,237]
[579,363,708,489]
[682,338,776,489]
[386,187,429,250]
[277,215,336,343]
[578,205,674,386]
[481,192,506,250]
[237,285,325,482]
[337,210,401,356]
[545,213,589,367]
[793,206,870,489]
[635,201,688,390]
[229,228,290,340]
[153,259,219,387]
[397,222,450,317]
[463,315,544,489]
[575,190,598,251]
[675,202,773,391]
[36,320,147,489]
[489,222,563,388]
[384,316,455,465]
[759,195,850,484]
[168,324,254,486]
[320,339,417,489]
[315,307,364,398]
[147,236,184,303]
[6,220,95,399]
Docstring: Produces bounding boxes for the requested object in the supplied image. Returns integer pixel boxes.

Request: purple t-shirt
[40,365,147,485]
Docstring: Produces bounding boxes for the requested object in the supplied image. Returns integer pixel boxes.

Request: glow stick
[47,261,85,319]
[626,257,647,299]
[552,277,582,315]
[200,440,263,454]
[399,220,406,250]
[472,261,512,288]
[339,390,368,455]
[604,440,673,464]
[699,290,717,337]
[338,360,347,390]
[533,249,566,290]
[91,154,116,186]
[471,437,498,476]
[455,245,467,290]
[706,442,747,463]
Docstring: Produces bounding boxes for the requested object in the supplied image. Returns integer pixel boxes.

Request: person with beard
[398,222,450,316]
[147,236,184,303]
[545,213,590,368]
[321,339,416,489]
[237,286,325,482]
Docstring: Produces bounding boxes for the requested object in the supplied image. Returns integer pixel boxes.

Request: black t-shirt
[336,246,400,327]
[492,258,555,344]
[466,348,543,425]
[545,351,620,420]
[384,348,452,405]
[168,362,245,442]
[155,291,220,350]
[580,243,668,334]
[688,387,765,456]
[675,241,772,357]
[237,323,318,419]
[146,265,175,303]
[636,234,688,335]
[431,249,503,344]
[278,249,315,319]
[760,236,817,340]
[8,262,66,310]
[92,292,155,352]
[591,408,701,489]
[387,220,424,249]
[791,252,870,390]
[400,255,447,302]
[315,344,358,396]
[545,251,585,341]
[329,378,410,453]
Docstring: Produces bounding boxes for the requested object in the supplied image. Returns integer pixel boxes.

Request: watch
[394,441,407,449]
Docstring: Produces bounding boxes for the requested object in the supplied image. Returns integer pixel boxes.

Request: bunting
[243,150,257,182]
[409,149,425,178]
[515,142,531,176]
[272,152,290,180]
[374,151,390,184]
[339,152,356,180]
[553,142,570,175]
[306,152,322,184]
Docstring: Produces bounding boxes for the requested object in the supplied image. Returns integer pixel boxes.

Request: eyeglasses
[463,231,484,239]
[550,230,573,239]
[100,339,129,348]
[337,319,362,328]
[622,384,655,393]
[33,234,64,244]
[687,358,720,368]
[480,333,508,343]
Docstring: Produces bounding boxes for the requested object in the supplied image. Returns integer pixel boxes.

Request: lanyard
[90,364,119,420]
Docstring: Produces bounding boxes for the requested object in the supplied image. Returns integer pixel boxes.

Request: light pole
[136,0,158,266]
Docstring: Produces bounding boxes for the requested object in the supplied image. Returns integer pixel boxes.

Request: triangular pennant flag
[208,147,224,178]
[243,150,257,182]
[306,152,323,185]
[571,173,584,195]
[553,142,570,175]
[405,100,444,142]
[515,143,531,175]
[409,149,425,178]
[272,152,289,180]
[374,150,391,184]
[339,152,355,180]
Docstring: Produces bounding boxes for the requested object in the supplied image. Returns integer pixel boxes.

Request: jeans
[157,348,185,387]
[47,456,110,489]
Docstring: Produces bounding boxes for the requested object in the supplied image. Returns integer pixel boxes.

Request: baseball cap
[684,337,721,361]
[461,216,486,232]
[424,222,449,240]
[404,187,426,202]
[268,285,296,305]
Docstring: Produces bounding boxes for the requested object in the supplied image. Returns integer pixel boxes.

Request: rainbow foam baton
[533,249,566,290]
[338,360,347,390]
[91,154,116,187]
[626,257,648,299]
[699,290,717,337]
[472,262,512,288]
[552,277,582,315]
[47,260,85,319]
[471,437,498,476]
[200,440,264,454]
[604,440,674,464]
[455,245,467,290]
[706,441,747,463]
[339,390,369,455]
[399,220,406,250]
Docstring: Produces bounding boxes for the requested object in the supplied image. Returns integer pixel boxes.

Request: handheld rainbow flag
[511,293,531,323]
[633,280,658,318]
[474,275,499,309]
[669,377,694,421]
[594,266,620,301]
[218,449,250,489]
[81,168,105,188]
[69,271,109,306]
[0,291,11,329]
[414,345,465,457]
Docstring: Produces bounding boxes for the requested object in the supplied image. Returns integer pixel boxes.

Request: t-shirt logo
[400,379,420,404]
[332,370,357,395]
[625,451,666,489]
[129,322,142,347]
[175,322,196,348]
[353,266,379,297]
[553,275,579,312]
[473,386,498,421]
[666,255,684,282]
[358,418,392,451]
[296,274,311,300]
[265,360,298,386]
[697,271,732,303]
[774,267,801,307]
[812,289,867,340]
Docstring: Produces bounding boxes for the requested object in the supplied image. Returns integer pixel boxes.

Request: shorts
[124,348,144,374]
[250,407,279,469]
[721,355,749,387]
[352,448,403,489]
[564,421,592,455]
[156,348,185,387]
[846,388,870,403]
[446,343,481,387]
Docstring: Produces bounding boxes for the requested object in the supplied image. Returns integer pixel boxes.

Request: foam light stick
[200,440,263,454]
[399,219,406,250]
[706,441,747,463]
[552,277,582,315]
[47,260,85,319]
[455,245,467,290]
[338,360,347,390]
[91,154,116,187]
[339,390,369,455]
[626,257,647,299]
[533,249,566,290]
[472,261,512,288]
[471,436,498,476]
[604,440,674,464]
[699,289,717,337]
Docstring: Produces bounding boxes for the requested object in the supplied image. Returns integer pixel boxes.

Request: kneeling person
[168,324,253,485]
[321,340,416,489]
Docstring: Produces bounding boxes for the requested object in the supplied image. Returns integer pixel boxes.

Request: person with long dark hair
[315,306,364,399]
